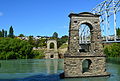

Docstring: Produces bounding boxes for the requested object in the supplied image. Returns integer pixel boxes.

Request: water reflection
[45,59,60,74]
[0,58,119,81]
[46,59,51,74]
[0,59,63,79]
[0,59,34,73]
[107,57,120,65]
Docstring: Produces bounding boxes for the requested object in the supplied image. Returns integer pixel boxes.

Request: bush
[57,35,68,48]
[104,43,120,57]
[32,50,45,59]
[0,37,33,59]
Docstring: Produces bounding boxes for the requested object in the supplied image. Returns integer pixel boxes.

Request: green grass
[59,43,68,49]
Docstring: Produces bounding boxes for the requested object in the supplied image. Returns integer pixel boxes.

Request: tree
[4,31,7,37]
[0,31,2,37]
[38,39,47,48]
[116,28,120,38]
[8,26,14,38]
[52,32,58,38]
[34,39,40,48]
[104,43,120,57]
[18,34,25,37]
[2,29,4,37]
[0,38,34,59]
[37,36,41,37]
[28,36,34,46]
[57,35,68,48]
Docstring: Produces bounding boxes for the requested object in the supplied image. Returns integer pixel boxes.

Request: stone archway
[78,20,101,53]
[79,22,92,52]
[47,40,57,51]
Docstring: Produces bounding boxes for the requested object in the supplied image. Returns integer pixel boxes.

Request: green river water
[0,58,119,81]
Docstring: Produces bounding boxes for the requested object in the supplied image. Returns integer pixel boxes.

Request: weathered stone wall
[45,51,58,59]
[64,56,107,77]
[68,14,103,55]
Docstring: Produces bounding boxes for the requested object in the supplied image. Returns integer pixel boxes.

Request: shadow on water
[106,57,120,65]
[0,74,61,81]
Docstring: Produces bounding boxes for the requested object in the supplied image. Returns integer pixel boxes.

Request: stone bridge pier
[64,12,110,78]
[45,40,58,59]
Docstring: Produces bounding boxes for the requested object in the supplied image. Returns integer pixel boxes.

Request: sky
[0,0,105,37]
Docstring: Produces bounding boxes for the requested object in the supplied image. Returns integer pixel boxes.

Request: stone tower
[64,12,109,77]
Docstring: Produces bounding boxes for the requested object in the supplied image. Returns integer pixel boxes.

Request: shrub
[0,38,33,59]
[104,43,120,57]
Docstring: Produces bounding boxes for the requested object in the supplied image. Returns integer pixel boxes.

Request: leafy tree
[61,35,68,42]
[52,32,58,38]
[0,31,2,37]
[4,31,7,37]
[34,39,40,48]
[8,26,14,38]
[38,39,47,48]
[37,36,41,37]
[116,28,120,38]
[2,29,4,37]
[28,36,47,48]
[104,43,120,57]
[28,36,34,46]
[0,38,34,59]
[18,34,25,37]
[57,35,68,48]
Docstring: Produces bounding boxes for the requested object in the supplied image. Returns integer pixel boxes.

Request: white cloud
[0,12,3,16]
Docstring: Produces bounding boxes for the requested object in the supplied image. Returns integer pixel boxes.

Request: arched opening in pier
[79,22,93,52]
[50,42,54,49]
[50,55,54,58]
[82,59,92,73]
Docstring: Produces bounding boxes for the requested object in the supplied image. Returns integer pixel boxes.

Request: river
[0,58,119,81]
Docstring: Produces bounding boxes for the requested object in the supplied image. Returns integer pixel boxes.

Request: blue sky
[0,0,104,37]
